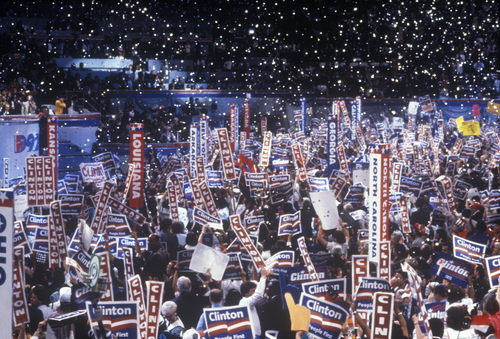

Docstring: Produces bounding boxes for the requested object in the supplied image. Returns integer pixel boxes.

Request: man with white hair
[171,276,210,330]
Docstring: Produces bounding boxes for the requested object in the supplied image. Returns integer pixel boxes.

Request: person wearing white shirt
[239,267,272,338]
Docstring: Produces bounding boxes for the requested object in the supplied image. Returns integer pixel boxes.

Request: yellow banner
[461,121,480,136]
[487,102,500,115]
[456,116,464,133]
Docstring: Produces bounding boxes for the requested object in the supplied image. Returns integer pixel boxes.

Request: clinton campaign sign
[299,293,348,339]
[486,255,500,288]
[205,305,254,339]
[86,301,139,339]
[452,235,486,265]
[430,252,473,288]
[354,277,392,311]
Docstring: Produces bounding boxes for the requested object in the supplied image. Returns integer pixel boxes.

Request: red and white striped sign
[90,182,113,235]
[50,201,68,263]
[292,144,307,181]
[217,128,237,180]
[47,116,58,184]
[48,216,60,269]
[392,163,403,192]
[128,275,147,339]
[129,123,144,208]
[189,179,206,210]
[244,99,250,138]
[259,132,272,168]
[167,184,179,221]
[122,163,135,203]
[199,180,219,218]
[196,156,206,182]
[297,236,319,282]
[230,215,265,269]
[13,256,29,326]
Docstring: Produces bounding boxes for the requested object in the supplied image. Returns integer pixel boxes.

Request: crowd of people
[0,0,498,104]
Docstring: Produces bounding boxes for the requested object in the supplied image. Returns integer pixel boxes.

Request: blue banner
[205,305,254,339]
[429,252,473,288]
[327,116,339,177]
[86,301,139,339]
[302,278,346,306]
[354,278,392,311]
[453,235,486,265]
[299,293,348,339]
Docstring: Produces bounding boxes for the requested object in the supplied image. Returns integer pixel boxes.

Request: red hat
[470,201,482,207]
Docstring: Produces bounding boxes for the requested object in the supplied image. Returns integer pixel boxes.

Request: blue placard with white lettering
[86,301,139,339]
[177,249,195,272]
[429,252,473,288]
[205,305,254,339]
[299,293,348,339]
[302,278,346,306]
[354,277,392,311]
[453,235,486,265]
[282,264,328,286]
[327,116,339,178]
[425,301,446,321]
[486,256,500,288]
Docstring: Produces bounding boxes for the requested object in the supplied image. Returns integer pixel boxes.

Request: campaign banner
[107,196,146,225]
[489,189,500,209]
[378,241,391,281]
[270,180,293,204]
[453,235,486,265]
[33,226,49,253]
[292,143,307,181]
[308,177,329,192]
[302,278,346,305]
[217,128,237,180]
[64,174,80,193]
[167,184,179,221]
[369,144,390,264]
[243,215,265,233]
[271,154,289,171]
[48,216,60,268]
[230,215,265,269]
[486,255,500,288]
[230,104,237,152]
[146,281,164,339]
[205,304,254,339]
[189,178,206,210]
[193,207,223,230]
[177,249,195,272]
[371,292,394,339]
[261,116,267,133]
[327,116,339,177]
[200,117,209,163]
[282,264,328,286]
[47,116,58,183]
[57,180,67,195]
[309,252,332,265]
[400,197,411,234]
[436,175,456,212]
[278,211,301,236]
[98,252,114,301]
[26,156,55,206]
[92,152,116,170]
[106,214,132,237]
[3,158,9,188]
[329,175,347,199]
[13,255,29,326]
[199,180,219,218]
[354,278,392,311]
[392,162,403,192]
[265,250,294,273]
[223,252,242,281]
[66,248,90,283]
[79,162,106,184]
[206,170,224,188]
[259,131,272,168]
[429,252,473,288]
[90,182,113,234]
[59,194,83,215]
[425,301,447,321]
[352,255,369,294]
[299,293,348,339]
[169,173,184,202]
[399,176,423,196]
[195,156,207,182]
[116,237,147,259]
[129,123,144,208]
[298,236,319,282]
[87,301,139,339]
[345,186,365,204]
[14,228,32,256]
[269,175,290,189]
[244,98,250,138]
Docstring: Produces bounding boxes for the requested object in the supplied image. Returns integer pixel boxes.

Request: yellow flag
[461,121,480,136]
[488,102,500,115]
[456,116,465,133]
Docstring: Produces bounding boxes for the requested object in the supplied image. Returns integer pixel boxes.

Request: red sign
[50,201,68,263]
[122,163,135,203]
[108,197,146,225]
[146,281,164,339]
[47,116,58,183]
[400,197,411,234]
[473,104,480,117]
[216,128,236,180]
[190,179,206,210]
[128,275,147,339]
[48,216,60,269]
[259,132,272,168]
[392,162,402,192]
[90,182,113,234]
[196,156,206,181]
[13,257,29,326]
[99,252,114,302]
[230,104,236,152]
[378,241,391,281]
[230,215,265,269]
[297,236,319,282]
[352,255,368,290]
[330,176,347,198]
[167,184,179,221]
[244,99,250,138]
[130,123,145,208]
[26,156,54,206]
[199,180,219,218]
[337,145,349,174]
[371,292,394,339]
[261,117,267,133]
[291,144,307,181]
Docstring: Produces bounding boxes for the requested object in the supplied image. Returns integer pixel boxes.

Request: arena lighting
[249,29,255,35]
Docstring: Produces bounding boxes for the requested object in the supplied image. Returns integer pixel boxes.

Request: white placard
[310,190,340,230]
[189,243,229,281]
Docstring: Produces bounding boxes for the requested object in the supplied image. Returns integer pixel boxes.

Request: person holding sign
[239,266,273,338]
